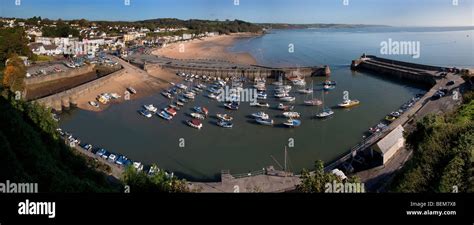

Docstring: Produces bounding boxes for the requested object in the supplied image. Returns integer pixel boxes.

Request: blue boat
[95,148,107,157]
[138,109,152,118]
[157,111,173,120]
[225,102,239,110]
[115,155,128,165]
[217,120,233,128]
[283,118,302,127]
[323,84,336,91]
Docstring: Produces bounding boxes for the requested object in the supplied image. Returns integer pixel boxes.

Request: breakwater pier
[128,54,330,79]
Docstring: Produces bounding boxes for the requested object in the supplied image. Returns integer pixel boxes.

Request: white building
[372,125,405,164]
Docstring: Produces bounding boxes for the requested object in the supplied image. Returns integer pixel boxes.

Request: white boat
[277,103,294,111]
[110,93,121,99]
[139,109,152,118]
[283,118,302,127]
[217,120,233,128]
[281,96,296,102]
[190,113,205,120]
[251,112,269,120]
[315,108,334,118]
[161,91,172,99]
[338,99,360,108]
[283,111,300,118]
[304,99,322,106]
[207,93,218,100]
[176,84,188,90]
[274,92,289,98]
[256,118,274,126]
[89,101,99,108]
[297,88,313,94]
[216,113,233,122]
[143,104,158,113]
[176,101,185,107]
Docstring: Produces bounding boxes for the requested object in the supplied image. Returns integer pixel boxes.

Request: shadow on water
[351,69,432,90]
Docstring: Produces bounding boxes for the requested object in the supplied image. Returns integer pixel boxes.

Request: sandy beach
[152,33,259,65]
[75,33,259,112]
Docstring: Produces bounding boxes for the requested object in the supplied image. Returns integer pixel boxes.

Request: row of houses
[29,36,125,56]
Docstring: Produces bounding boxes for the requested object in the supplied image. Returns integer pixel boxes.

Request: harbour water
[59,27,473,181]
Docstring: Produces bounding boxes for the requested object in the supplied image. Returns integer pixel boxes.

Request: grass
[35,55,55,62]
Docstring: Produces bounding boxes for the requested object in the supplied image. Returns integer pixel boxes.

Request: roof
[375,125,404,154]
[28,42,44,50]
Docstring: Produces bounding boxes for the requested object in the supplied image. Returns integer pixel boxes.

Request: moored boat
[161,91,172,99]
[143,104,158,113]
[297,88,313,94]
[89,101,99,108]
[280,96,296,102]
[323,84,336,90]
[251,111,269,120]
[216,113,233,122]
[283,118,302,127]
[224,102,239,110]
[338,99,360,108]
[283,111,301,118]
[315,108,334,118]
[187,119,203,129]
[217,120,233,128]
[138,109,152,118]
[277,103,294,111]
[304,99,323,106]
[164,107,177,116]
[255,118,274,126]
[190,112,205,120]
[157,111,173,120]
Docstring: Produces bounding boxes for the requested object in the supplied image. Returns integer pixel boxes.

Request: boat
[143,104,158,113]
[169,104,180,110]
[110,93,121,99]
[390,111,401,117]
[255,118,274,126]
[176,84,187,90]
[283,118,302,127]
[277,103,294,111]
[157,111,173,120]
[176,101,185,107]
[217,120,233,128]
[338,99,360,108]
[323,84,336,90]
[251,112,269,119]
[216,113,233,122]
[274,92,289,98]
[89,101,99,108]
[225,102,239,110]
[297,88,313,94]
[138,109,152,118]
[164,107,177,116]
[283,111,300,118]
[273,81,283,86]
[304,99,323,106]
[315,90,333,118]
[280,96,296,102]
[322,80,337,86]
[187,119,203,129]
[184,92,195,99]
[250,102,270,107]
[161,91,172,99]
[315,108,334,118]
[292,79,306,86]
[369,123,387,133]
[207,93,218,100]
[190,113,205,120]
[127,87,137,94]
[275,85,292,92]
[178,97,188,103]
[257,92,267,99]
[385,115,397,122]
[193,106,209,115]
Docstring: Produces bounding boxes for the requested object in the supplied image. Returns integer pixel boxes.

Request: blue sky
[0,0,472,26]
